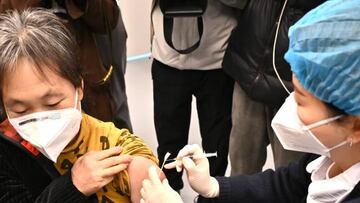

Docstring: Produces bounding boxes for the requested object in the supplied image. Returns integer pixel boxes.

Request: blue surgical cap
[285,0,360,116]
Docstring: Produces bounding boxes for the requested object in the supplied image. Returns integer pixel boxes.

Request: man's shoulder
[81,113,131,142]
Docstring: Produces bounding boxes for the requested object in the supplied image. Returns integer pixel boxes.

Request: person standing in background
[222,0,325,176]
[150,0,236,201]
[95,4,133,132]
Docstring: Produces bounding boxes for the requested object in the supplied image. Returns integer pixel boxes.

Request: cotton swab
[159,152,171,176]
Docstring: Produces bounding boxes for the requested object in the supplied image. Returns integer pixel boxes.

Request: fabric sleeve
[34,171,89,202]
[346,199,360,203]
[116,131,158,164]
[64,0,120,33]
[214,154,317,203]
[288,0,326,12]
[0,0,119,33]
[0,153,36,202]
[113,130,159,197]
[218,0,248,9]
[0,149,88,203]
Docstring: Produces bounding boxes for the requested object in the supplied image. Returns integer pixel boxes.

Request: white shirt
[151,0,237,70]
[306,156,360,203]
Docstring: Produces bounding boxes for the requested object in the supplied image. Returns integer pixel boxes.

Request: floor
[125,59,274,202]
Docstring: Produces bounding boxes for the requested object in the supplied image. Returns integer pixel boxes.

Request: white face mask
[7,91,82,162]
[271,93,347,157]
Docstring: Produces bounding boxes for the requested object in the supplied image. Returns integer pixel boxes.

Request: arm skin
[128,156,165,203]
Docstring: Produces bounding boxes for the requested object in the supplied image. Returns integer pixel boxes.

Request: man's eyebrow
[6,90,64,107]
[6,99,25,108]
[40,90,64,99]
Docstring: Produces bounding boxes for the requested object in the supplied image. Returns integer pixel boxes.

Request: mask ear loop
[74,89,78,108]
[303,115,343,130]
[74,89,82,112]
[349,138,353,147]
[328,140,348,151]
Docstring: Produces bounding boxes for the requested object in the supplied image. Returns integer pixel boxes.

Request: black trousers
[152,59,234,190]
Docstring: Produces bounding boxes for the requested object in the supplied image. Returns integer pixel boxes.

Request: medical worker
[140,0,360,202]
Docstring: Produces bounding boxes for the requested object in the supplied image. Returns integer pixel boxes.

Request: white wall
[117,0,152,57]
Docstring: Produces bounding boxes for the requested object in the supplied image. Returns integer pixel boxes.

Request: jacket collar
[0,119,39,156]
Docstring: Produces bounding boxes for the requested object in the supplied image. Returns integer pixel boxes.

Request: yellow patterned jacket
[54,113,158,202]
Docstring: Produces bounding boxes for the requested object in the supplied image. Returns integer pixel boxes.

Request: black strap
[163,16,203,54]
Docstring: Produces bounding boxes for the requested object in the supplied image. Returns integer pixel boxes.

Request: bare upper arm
[127,156,165,203]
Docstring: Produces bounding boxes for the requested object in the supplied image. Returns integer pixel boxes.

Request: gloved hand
[164,144,220,198]
[140,166,183,203]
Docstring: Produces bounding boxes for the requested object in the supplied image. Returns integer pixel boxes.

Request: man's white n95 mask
[7,91,82,162]
[271,93,346,157]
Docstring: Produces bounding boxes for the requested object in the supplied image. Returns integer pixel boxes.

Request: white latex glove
[140,166,183,203]
[164,144,220,198]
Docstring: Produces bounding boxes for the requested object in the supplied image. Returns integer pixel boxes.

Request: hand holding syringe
[156,145,220,198]
[159,151,217,175]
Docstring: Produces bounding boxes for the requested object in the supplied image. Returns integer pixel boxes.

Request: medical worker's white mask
[7,91,82,162]
[271,93,347,157]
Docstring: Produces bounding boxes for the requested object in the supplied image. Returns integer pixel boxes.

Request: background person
[94,3,133,131]
[222,0,325,175]
[150,0,236,199]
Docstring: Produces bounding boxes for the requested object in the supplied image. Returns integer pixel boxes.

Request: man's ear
[78,79,84,101]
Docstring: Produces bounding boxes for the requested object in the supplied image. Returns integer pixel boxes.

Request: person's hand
[71,146,132,196]
[140,166,183,203]
[164,144,220,198]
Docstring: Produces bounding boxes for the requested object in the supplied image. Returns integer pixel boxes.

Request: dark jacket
[215,154,360,203]
[0,130,97,202]
[0,0,120,123]
[222,0,325,107]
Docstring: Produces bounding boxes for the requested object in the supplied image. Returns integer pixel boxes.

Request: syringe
[165,152,218,162]
[159,152,218,175]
